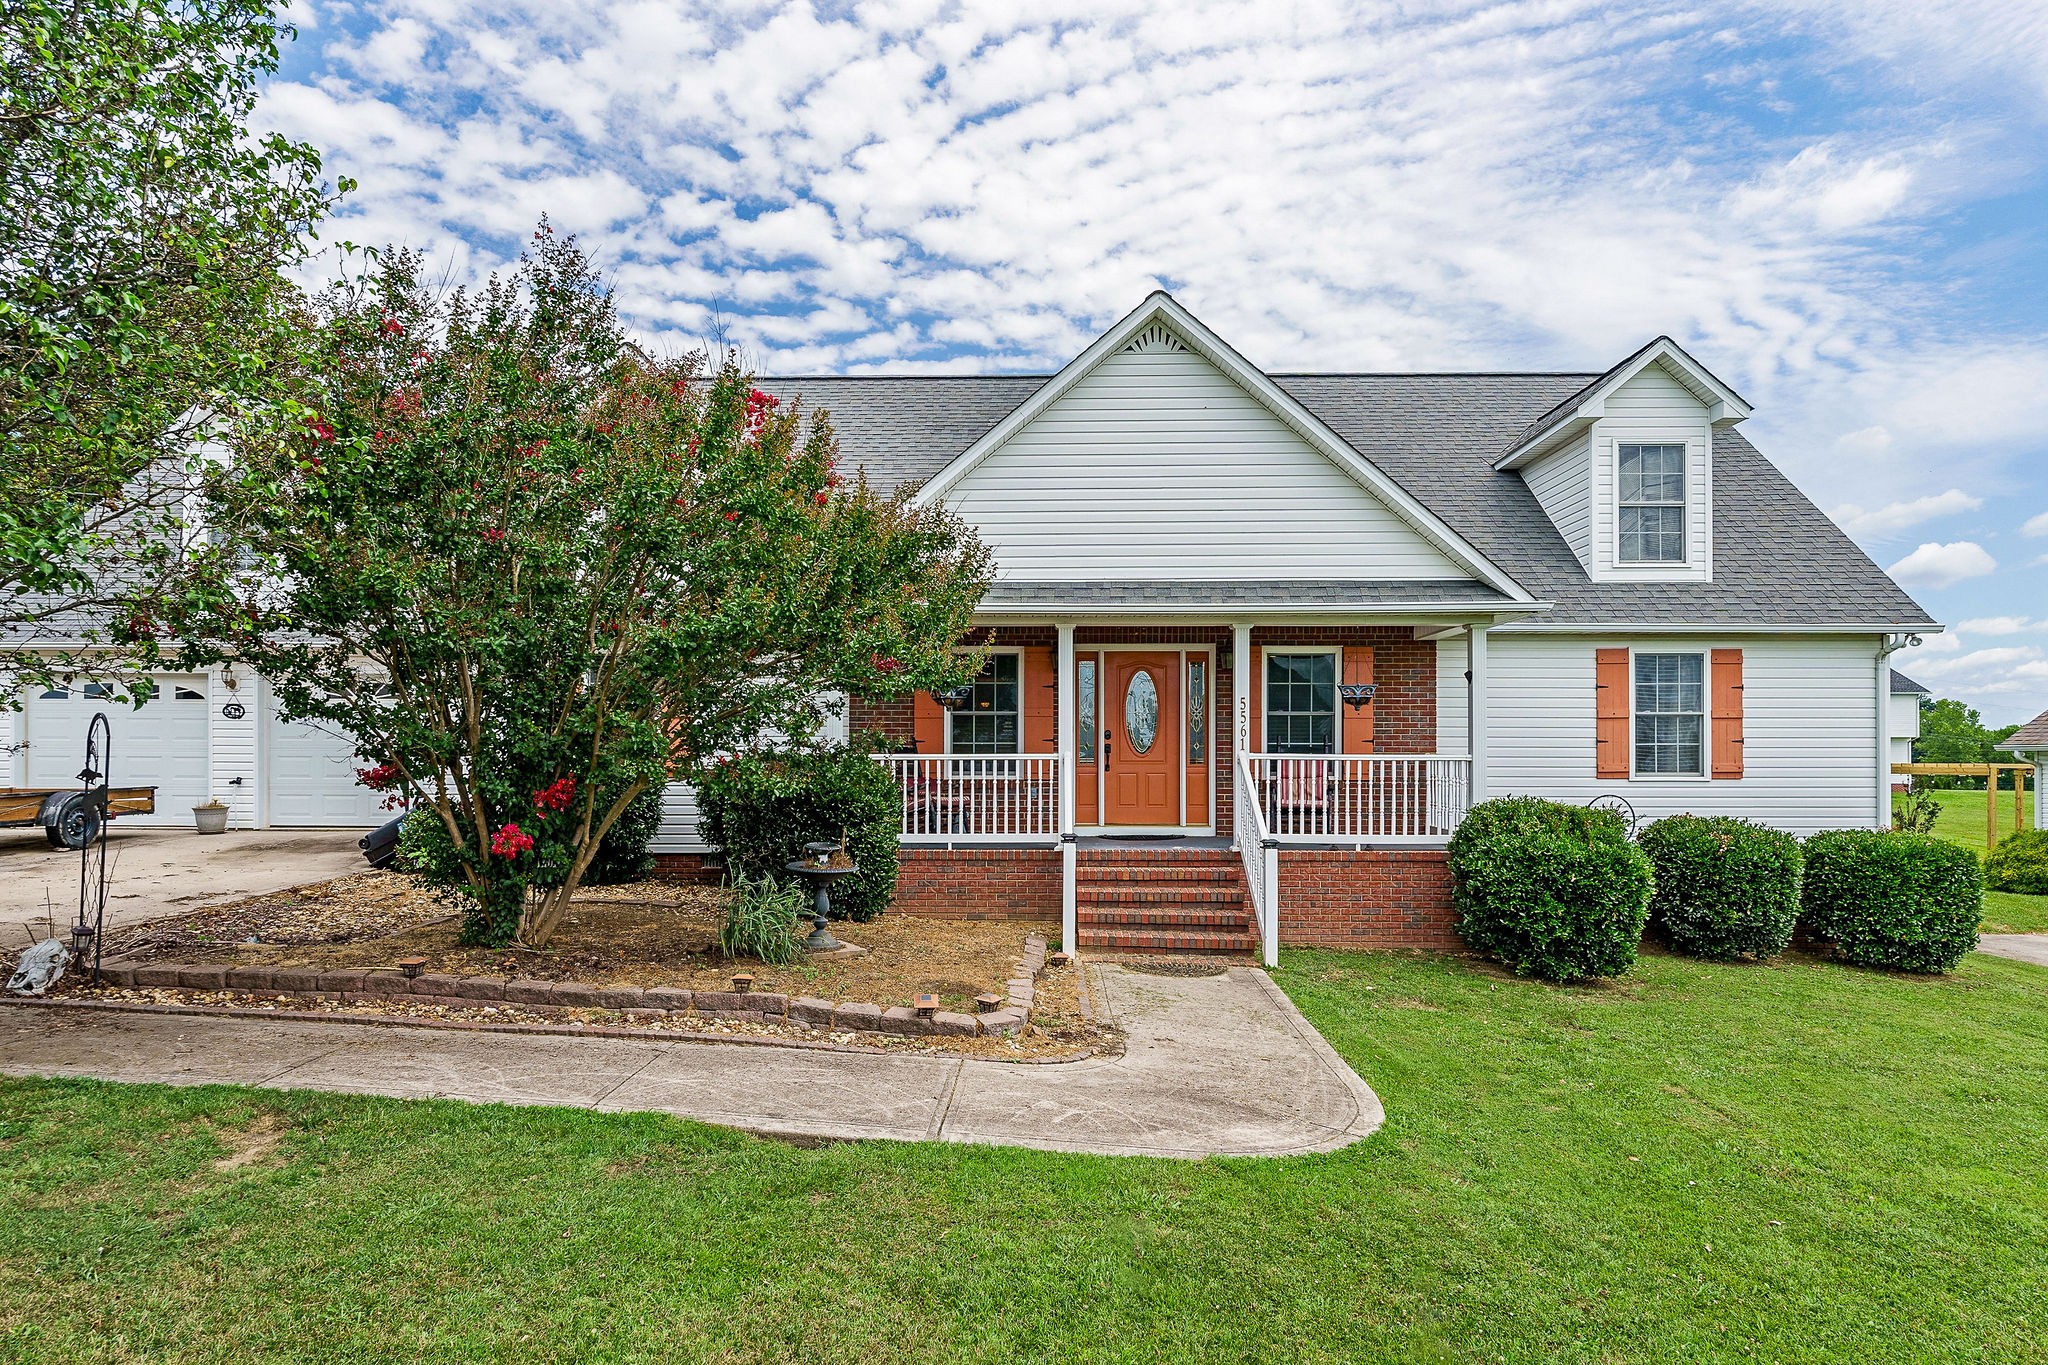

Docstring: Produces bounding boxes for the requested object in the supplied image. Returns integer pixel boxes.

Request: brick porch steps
[1073,847,1254,957]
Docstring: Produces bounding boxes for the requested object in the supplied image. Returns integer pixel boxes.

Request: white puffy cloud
[1888,541,1998,588]
[2023,510,2048,537]
[1906,646,2048,703]
[1832,489,1982,538]
[1954,616,2048,635]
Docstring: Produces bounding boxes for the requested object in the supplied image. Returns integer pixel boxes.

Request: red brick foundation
[1276,848,1459,950]
[651,853,726,885]
[890,846,1062,920]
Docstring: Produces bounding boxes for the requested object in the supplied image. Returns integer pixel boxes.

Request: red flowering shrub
[533,776,577,813]
[172,222,990,948]
[356,762,401,790]
[489,823,535,858]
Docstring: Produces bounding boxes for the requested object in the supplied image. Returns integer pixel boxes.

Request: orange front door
[1103,652,1180,825]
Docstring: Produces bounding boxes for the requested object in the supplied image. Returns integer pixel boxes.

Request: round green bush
[1800,829,1981,973]
[1638,815,1802,960]
[696,738,902,922]
[1447,796,1654,982]
[1983,828,2048,896]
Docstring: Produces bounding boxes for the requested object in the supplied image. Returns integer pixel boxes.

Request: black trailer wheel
[50,795,103,851]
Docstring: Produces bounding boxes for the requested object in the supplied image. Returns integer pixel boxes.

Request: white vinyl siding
[1588,361,1713,582]
[651,781,714,854]
[1435,636,1469,753]
[1521,434,1593,572]
[945,345,1468,581]
[1485,633,1882,833]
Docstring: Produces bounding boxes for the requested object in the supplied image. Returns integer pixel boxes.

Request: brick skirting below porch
[891,847,1064,920]
[1277,849,1459,951]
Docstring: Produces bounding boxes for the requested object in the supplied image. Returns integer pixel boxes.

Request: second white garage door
[262,687,382,827]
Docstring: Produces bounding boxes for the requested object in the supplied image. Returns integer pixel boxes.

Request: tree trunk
[516,881,579,948]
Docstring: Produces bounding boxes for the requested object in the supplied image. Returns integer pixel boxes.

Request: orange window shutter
[912,690,944,755]
[1341,647,1375,754]
[1711,648,1745,779]
[1595,648,1630,779]
[1022,647,1057,751]
[1248,645,1263,752]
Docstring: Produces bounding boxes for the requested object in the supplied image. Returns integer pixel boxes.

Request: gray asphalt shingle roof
[2000,709,2048,752]
[760,370,1935,630]
[1890,669,1930,696]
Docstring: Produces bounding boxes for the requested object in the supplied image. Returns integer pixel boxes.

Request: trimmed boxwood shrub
[696,739,901,923]
[1638,815,1802,961]
[1447,796,1654,982]
[1800,829,1980,973]
[1983,828,2048,895]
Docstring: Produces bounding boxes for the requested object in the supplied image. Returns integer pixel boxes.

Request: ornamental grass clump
[1638,815,1802,961]
[1800,829,1980,973]
[1447,796,1653,983]
[717,870,805,966]
[1982,828,2048,896]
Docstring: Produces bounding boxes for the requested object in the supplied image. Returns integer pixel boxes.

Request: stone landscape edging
[77,932,1051,1042]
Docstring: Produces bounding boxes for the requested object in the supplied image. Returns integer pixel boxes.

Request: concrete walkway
[2,828,367,944]
[0,964,1383,1159]
[1978,934,2048,969]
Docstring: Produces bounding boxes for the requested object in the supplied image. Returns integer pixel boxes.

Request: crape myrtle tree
[0,0,339,688]
[167,225,993,947]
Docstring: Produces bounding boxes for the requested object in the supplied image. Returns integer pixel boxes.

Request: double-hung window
[1633,652,1704,775]
[950,653,1020,755]
[1264,653,1336,754]
[1618,443,1686,563]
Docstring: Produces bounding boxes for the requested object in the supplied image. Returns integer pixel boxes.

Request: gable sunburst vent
[1122,322,1189,354]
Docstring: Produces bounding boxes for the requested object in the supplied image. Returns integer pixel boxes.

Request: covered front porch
[854,598,1515,965]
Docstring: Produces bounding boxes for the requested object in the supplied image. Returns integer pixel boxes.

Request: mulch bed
[91,871,1035,1014]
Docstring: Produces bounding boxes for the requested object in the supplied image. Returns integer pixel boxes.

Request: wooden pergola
[1890,762,2033,847]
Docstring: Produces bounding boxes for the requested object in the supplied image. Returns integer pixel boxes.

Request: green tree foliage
[166,225,991,948]
[1914,697,2020,787]
[0,0,340,685]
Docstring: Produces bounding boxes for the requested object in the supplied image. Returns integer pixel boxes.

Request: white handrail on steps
[1236,750,1280,967]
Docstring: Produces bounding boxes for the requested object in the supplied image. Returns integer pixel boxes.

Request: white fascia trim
[971,601,1551,619]
[912,291,1539,606]
[1496,621,1944,634]
[1496,338,1753,472]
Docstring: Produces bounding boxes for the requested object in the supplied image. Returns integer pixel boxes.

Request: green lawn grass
[1896,788,2048,930]
[4,948,2046,1362]
[1897,786,2037,854]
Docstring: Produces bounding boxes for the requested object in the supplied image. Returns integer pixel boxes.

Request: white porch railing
[1245,753,1473,844]
[876,754,1063,843]
[1235,751,1281,967]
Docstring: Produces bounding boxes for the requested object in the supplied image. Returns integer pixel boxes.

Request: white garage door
[262,687,382,827]
[22,676,211,825]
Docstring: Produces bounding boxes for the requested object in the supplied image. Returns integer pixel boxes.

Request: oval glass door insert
[1124,669,1159,754]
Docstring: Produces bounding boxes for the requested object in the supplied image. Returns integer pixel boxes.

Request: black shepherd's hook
[76,712,112,987]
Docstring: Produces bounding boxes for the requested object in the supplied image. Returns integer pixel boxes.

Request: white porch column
[1056,622,1077,951]
[1232,622,1252,850]
[1467,625,1489,804]
[2034,760,2047,832]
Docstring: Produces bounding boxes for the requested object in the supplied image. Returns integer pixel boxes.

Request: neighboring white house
[1998,708,2048,832]
[1890,669,1930,783]
[5,293,1942,960]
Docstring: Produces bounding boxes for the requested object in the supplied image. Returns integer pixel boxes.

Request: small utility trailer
[0,786,157,850]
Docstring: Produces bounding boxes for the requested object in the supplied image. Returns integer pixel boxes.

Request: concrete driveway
[1,827,369,945]
[1978,934,2048,969]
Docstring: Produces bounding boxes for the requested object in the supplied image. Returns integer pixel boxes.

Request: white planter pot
[193,805,230,835]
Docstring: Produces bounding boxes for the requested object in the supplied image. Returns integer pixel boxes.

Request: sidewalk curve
[0,964,1384,1160]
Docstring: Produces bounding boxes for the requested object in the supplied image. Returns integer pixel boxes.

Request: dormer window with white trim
[1618,443,1686,563]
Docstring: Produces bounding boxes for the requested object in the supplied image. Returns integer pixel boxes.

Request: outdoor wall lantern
[1339,683,1379,711]
[929,685,973,710]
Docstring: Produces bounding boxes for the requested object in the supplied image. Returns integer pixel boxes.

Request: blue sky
[265,0,2048,724]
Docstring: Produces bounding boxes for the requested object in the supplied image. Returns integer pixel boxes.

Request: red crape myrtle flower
[490,823,535,858]
[356,762,401,790]
[871,654,901,673]
[533,776,577,813]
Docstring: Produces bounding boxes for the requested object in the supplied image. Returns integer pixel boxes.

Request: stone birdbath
[785,839,865,958]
